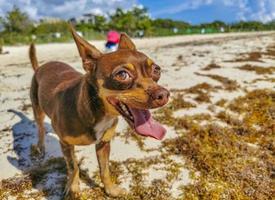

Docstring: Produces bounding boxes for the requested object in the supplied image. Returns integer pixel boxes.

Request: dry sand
[0,32,274,199]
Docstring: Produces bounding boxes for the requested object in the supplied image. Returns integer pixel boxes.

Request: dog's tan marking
[101,119,118,142]
[147,58,153,67]
[125,63,135,71]
[97,79,120,116]
[63,134,95,145]
[94,115,117,142]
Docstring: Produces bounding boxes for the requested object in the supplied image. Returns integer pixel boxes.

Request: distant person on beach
[105,31,120,52]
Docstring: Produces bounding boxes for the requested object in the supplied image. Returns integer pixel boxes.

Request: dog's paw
[63,191,80,200]
[105,185,127,197]
[30,144,45,159]
[63,185,80,200]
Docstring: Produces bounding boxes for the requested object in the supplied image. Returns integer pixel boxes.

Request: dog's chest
[94,115,117,142]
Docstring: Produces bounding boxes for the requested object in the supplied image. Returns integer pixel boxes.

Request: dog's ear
[118,33,136,50]
[69,24,102,72]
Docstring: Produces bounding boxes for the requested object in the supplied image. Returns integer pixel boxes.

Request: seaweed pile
[201,63,221,71]
[195,72,239,91]
[183,82,216,103]
[251,77,275,83]
[166,94,196,110]
[160,89,274,199]
[238,64,275,75]
[0,157,67,199]
[80,156,183,200]
[228,42,275,63]
[229,52,263,62]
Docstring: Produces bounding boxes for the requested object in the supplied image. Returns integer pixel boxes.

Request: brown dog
[29,25,169,199]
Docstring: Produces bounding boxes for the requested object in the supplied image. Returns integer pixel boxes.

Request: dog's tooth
[121,104,127,112]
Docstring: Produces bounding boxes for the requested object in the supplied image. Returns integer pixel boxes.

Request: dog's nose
[151,88,170,107]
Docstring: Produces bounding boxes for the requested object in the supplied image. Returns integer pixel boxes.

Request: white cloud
[0,0,136,20]
[221,0,275,22]
[153,0,275,22]
[250,0,275,22]
[233,0,251,21]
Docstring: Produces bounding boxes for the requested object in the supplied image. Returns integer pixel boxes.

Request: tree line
[0,6,275,45]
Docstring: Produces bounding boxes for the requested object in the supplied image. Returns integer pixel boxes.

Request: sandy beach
[0,32,274,199]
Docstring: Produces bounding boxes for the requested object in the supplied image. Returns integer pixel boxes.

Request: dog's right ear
[69,24,102,72]
[118,33,136,50]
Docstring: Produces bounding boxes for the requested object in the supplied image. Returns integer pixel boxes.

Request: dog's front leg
[60,141,80,199]
[96,141,127,197]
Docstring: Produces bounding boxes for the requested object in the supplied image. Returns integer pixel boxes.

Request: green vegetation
[1,6,275,45]
[0,6,104,45]
[108,7,152,36]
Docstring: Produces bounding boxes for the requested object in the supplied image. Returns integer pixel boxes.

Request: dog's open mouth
[108,98,166,140]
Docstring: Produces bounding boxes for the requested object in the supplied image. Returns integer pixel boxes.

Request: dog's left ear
[69,24,102,72]
[118,33,136,50]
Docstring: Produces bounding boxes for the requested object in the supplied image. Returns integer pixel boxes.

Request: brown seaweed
[238,64,275,74]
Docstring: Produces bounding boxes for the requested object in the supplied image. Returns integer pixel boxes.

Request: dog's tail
[29,43,39,70]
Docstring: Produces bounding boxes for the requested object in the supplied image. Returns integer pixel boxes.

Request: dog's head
[70,26,169,140]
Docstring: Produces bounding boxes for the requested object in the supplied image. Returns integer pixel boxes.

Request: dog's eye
[114,70,132,82]
[152,64,161,81]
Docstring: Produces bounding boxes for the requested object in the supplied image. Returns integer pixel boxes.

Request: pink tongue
[129,108,166,140]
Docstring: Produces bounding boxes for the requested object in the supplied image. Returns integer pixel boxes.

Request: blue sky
[0,0,274,24]
[140,0,238,24]
[140,0,275,24]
